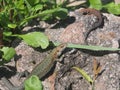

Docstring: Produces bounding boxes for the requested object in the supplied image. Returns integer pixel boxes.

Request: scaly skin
[2,43,67,90]
[27,43,67,79]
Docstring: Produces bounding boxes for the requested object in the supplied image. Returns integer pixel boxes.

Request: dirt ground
[0,7,120,90]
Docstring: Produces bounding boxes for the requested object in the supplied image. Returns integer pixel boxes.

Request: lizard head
[52,43,67,59]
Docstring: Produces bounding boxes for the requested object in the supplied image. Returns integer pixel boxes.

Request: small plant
[72,59,102,90]
[0,0,68,39]
[25,75,43,90]
[13,32,49,49]
[0,0,69,64]
[87,0,120,15]
[0,47,15,65]
[72,67,93,84]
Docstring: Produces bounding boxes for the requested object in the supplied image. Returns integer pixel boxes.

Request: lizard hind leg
[17,70,30,80]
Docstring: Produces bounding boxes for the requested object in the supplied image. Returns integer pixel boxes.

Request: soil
[0,7,120,90]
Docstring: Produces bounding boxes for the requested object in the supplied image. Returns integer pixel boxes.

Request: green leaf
[53,42,120,51]
[25,75,43,90]
[41,14,52,21]
[53,8,68,19]
[14,0,25,10]
[3,31,12,36]
[32,4,43,11]
[18,32,49,49]
[88,0,102,10]
[26,0,40,6]
[41,0,48,3]
[103,2,120,15]
[1,47,15,61]
[8,23,17,29]
[72,67,93,84]
[21,7,68,23]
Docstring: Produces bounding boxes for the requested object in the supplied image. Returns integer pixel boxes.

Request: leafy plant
[88,0,102,10]
[53,42,120,52]
[13,32,49,49]
[87,0,120,15]
[103,2,120,15]
[0,0,68,31]
[72,67,93,84]
[72,59,102,90]
[1,31,49,65]
[0,0,69,42]
[0,47,15,65]
[0,0,69,64]
[25,75,43,90]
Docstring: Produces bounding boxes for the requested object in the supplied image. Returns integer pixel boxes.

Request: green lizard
[1,43,67,90]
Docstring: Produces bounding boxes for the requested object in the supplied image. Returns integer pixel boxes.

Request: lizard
[79,8,104,42]
[1,43,67,90]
